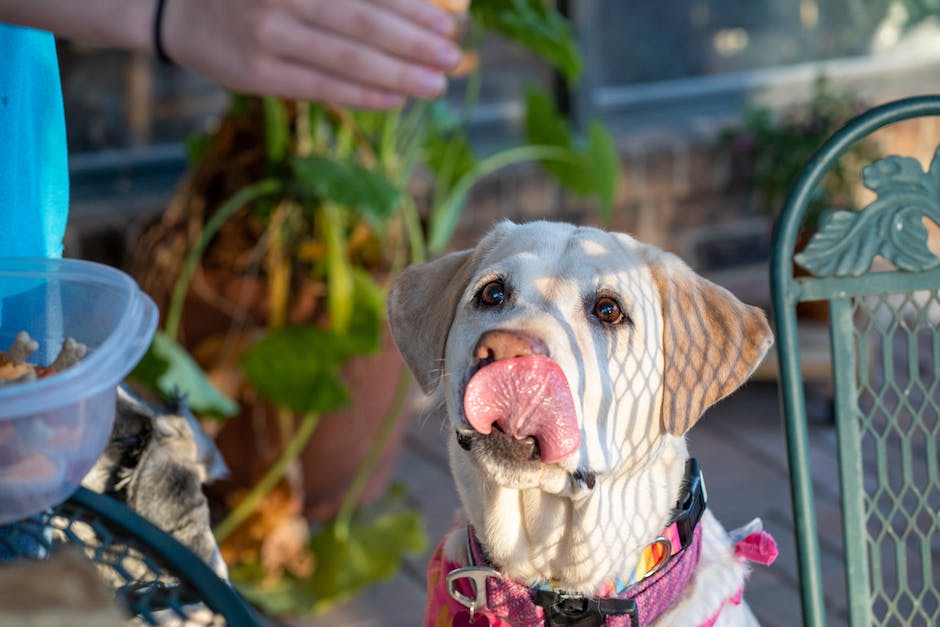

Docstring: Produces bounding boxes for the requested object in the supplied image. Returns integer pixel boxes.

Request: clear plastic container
[0,257,158,524]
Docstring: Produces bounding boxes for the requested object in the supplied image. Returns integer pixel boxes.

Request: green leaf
[230,508,426,616]
[229,562,319,616]
[426,99,462,134]
[471,0,582,83]
[228,93,255,117]
[290,155,401,223]
[585,121,620,216]
[425,128,478,196]
[240,277,384,413]
[262,97,290,163]
[185,132,213,165]
[240,327,352,415]
[129,331,238,418]
[427,144,577,254]
[523,87,620,212]
[523,87,584,194]
[306,509,427,612]
[524,86,573,151]
[350,269,387,336]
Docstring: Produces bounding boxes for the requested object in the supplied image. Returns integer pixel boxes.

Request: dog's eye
[478,280,506,307]
[593,296,625,325]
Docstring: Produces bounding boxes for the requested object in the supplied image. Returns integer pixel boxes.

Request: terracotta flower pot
[205,326,409,522]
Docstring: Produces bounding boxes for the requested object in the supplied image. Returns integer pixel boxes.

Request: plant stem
[380,107,401,174]
[296,101,313,156]
[428,145,583,254]
[322,202,354,333]
[400,196,426,266]
[335,112,354,159]
[165,179,282,340]
[459,53,483,126]
[388,102,428,265]
[333,367,412,541]
[397,101,428,158]
[265,202,297,329]
[214,411,321,543]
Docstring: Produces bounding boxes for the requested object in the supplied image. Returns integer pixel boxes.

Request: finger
[289,0,461,72]
[251,57,406,109]
[368,0,461,37]
[265,16,448,99]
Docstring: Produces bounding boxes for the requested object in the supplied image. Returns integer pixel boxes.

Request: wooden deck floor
[289,379,850,627]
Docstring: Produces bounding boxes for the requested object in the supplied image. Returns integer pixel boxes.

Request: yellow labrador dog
[389,221,776,627]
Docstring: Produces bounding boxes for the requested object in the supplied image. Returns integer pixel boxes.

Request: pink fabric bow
[734,530,778,566]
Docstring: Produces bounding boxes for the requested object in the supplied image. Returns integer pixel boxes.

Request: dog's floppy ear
[646,250,773,435]
[387,249,476,393]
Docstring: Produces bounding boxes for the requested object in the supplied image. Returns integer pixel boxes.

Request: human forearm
[0,0,152,53]
[0,0,462,109]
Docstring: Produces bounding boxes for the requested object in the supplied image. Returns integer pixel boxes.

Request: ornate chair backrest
[771,95,940,627]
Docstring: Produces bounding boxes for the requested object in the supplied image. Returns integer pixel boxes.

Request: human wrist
[99,0,154,53]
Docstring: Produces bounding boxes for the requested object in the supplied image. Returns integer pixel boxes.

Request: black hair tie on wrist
[153,0,175,65]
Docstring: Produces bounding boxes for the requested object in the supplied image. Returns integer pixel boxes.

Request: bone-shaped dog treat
[0,332,87,385]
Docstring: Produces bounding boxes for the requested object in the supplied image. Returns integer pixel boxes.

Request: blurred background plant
[128,0,619,616]
[723,76,881,232]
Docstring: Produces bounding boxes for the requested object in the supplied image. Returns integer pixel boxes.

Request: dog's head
[388,221,772,495]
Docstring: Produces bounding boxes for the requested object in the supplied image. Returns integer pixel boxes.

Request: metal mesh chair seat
[0,487,261,626]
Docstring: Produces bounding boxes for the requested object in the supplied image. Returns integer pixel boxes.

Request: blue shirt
[0,25,68,260]
[0,27,68,531]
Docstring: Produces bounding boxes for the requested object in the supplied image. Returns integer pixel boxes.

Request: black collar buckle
[672,458,707,548]
[532,590,639,627]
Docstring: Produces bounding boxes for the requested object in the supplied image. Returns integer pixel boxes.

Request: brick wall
[446,127,765,270]
[69,114,939,293]
[441,112,939,308]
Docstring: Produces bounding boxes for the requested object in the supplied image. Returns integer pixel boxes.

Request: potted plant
[722,76,880,321]
[130,0,620,616]
[724,76,880,232]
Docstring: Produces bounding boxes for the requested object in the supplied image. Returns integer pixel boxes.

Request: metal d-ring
[446,566,501,621]
[640,536,673,581]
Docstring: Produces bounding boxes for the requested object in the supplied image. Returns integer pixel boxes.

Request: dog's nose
[473,330,548,366]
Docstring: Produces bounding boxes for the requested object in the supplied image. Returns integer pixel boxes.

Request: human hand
[161,0,463,109]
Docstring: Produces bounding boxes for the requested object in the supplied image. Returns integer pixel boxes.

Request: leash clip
[446,566,501,621]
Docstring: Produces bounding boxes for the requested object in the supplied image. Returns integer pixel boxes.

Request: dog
[388,221,777,626]
[74,384,230,585]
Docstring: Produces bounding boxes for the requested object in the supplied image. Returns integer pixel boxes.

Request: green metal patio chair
[771,95,940,626]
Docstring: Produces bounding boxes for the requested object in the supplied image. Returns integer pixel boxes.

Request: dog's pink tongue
[463,355,580,463]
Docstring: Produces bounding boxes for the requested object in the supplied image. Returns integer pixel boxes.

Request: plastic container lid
[0,257,158,523]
